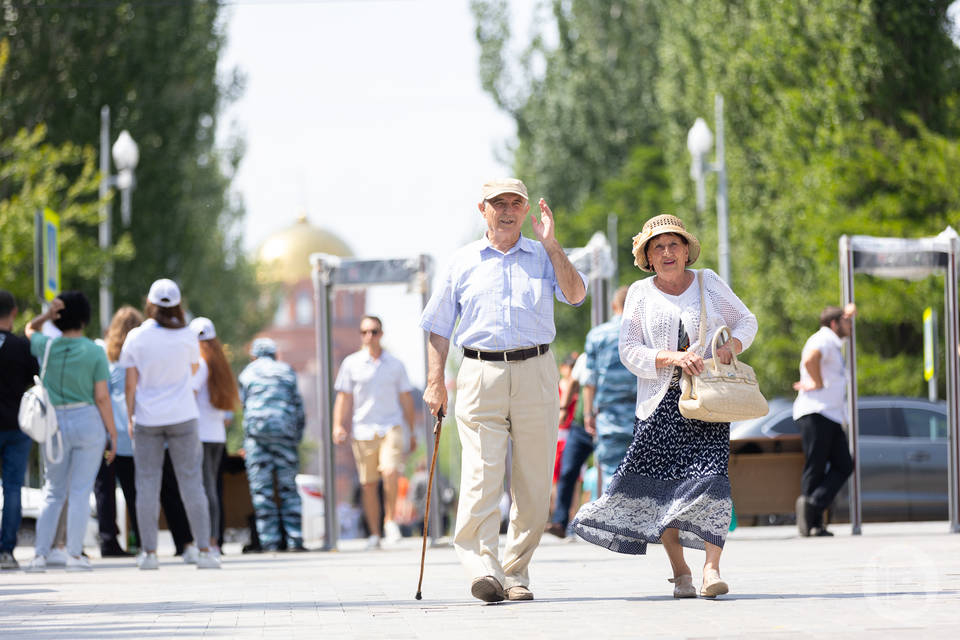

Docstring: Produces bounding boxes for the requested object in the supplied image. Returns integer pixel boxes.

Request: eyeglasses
[360,329,381,336]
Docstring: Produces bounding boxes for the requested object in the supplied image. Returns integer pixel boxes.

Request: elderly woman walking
[572,215,757,598]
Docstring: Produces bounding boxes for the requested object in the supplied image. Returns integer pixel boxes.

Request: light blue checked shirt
[420,234,588,351]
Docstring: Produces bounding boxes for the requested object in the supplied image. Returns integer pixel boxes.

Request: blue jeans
[1,429,34,552]
[550,424,595,528]
[34,405,106,558]
[595,411,635,493]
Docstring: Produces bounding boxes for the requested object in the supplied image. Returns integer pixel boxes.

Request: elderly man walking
[420,178,587,603]
[239,338,306,552]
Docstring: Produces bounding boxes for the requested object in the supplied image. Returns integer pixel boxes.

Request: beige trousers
[453,351,559,590]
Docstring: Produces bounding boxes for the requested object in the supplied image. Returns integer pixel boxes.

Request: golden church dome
[256,216,353,283]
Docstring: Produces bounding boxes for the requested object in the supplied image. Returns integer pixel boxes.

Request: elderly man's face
[479,193,529,239]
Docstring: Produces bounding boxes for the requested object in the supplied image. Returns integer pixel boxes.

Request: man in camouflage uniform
[239,338,306,551]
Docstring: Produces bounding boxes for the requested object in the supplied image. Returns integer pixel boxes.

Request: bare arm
[25,298,64,338]
[332,391,353,444]
[125,367,139,440]
[531,199,586,305]
[798,349,824,390]
[423,332,449,417]
[400,391,416,452]
[94,380,117,464]
[581,384,596,436]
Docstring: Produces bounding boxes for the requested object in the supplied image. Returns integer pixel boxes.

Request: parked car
[730,396,948,522]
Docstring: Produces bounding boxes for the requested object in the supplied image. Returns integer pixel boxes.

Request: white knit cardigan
[619,268,758,420]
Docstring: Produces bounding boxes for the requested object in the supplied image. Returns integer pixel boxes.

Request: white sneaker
[137,551,159,570]
[66,555,92,572]
[46,547,69,566]
[364,534,381,550]
[25,556,46,573]
[181,544,200,564]
[383,520,403,543]
[196,551,221,570]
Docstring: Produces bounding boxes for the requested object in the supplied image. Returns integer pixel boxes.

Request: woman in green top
[24,292,118,572]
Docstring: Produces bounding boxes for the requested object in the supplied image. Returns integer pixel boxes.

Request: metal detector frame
[839,231,960,534]
[310,253,435,551]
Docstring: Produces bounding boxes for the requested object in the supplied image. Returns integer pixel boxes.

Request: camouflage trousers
[244,438,302,549]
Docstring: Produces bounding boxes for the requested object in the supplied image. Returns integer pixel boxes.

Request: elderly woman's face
[646,233,689,275]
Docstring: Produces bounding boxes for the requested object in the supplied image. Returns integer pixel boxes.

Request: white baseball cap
[147,278,181,308]
[190,317,216,341]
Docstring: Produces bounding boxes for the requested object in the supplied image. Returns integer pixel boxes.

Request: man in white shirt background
[333,315,415,549]
[792,303,857,537]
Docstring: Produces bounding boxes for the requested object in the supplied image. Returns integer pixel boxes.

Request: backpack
[18,338,64,464]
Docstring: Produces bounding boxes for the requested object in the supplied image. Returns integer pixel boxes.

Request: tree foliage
[0,38,123,318]
[475,0,960,397]
[0,1,266,345]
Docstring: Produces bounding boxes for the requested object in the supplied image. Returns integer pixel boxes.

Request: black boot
[100,537,134,557]
[795,495,818,537]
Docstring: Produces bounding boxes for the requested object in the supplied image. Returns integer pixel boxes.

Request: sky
[219,0,537,386]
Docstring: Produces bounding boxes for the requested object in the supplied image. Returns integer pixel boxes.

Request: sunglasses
[360,328,381,336]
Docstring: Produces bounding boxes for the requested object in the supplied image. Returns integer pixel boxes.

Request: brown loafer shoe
[544,522,566,539]
[505,585,534,601]
[700,569,729,598]
[470,576,505,603]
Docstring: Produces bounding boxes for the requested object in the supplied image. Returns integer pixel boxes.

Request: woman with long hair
[118,279,219,570]
[96,305,145,555]
[24,292,118,571]
[190,317,239,557]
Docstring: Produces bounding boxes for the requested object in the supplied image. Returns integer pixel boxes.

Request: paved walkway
[1,522,958,639]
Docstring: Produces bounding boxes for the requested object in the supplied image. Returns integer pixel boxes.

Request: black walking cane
[415,408,444,600]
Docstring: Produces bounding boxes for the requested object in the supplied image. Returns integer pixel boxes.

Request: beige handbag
[678,272,769,423]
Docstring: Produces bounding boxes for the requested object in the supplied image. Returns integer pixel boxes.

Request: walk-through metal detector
[310,253,435,551]
[568,231,617,327]
[839,227,960,534]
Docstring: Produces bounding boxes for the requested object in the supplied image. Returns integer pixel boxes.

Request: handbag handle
[695,271,707,357]
[708,326,739,373]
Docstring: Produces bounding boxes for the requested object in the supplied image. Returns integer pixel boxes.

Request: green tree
[0,39,121,320]
[0,1,263,346]
[477,0,960,398]
[655,0,960,396]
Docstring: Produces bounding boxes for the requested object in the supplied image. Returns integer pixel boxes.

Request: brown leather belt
[462,344,550,362]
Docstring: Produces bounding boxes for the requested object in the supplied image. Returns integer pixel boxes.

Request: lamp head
[111,130,139,172]
[686,117,713,158]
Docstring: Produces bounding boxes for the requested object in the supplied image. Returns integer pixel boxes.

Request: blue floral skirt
[571,385,732,554]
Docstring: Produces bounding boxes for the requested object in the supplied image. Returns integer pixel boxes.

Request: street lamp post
[99,105,139,330]
[687,94,729,284]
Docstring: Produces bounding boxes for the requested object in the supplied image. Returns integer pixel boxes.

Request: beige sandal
[700,569,729,598]
[668,574,697,598]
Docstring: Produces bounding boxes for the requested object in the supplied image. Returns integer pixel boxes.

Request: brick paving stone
[0,522,958,638]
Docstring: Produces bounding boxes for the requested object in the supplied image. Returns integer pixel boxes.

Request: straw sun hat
[631,214,701,272]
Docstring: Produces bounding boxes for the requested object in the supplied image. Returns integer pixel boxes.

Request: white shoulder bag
[18,338,65,463]
[678,272,769,423]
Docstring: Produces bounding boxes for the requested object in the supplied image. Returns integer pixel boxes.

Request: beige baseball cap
[481,178,529,201]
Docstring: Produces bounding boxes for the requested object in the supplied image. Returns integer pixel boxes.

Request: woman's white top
[192,358,227,443]
[118,319,200,427]
[619,268,758,420]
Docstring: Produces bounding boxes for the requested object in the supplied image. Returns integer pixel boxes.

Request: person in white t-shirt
[333,315,415,549]
[190,317,239,558]
[119,279,220,570]
[792,303,857,537]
